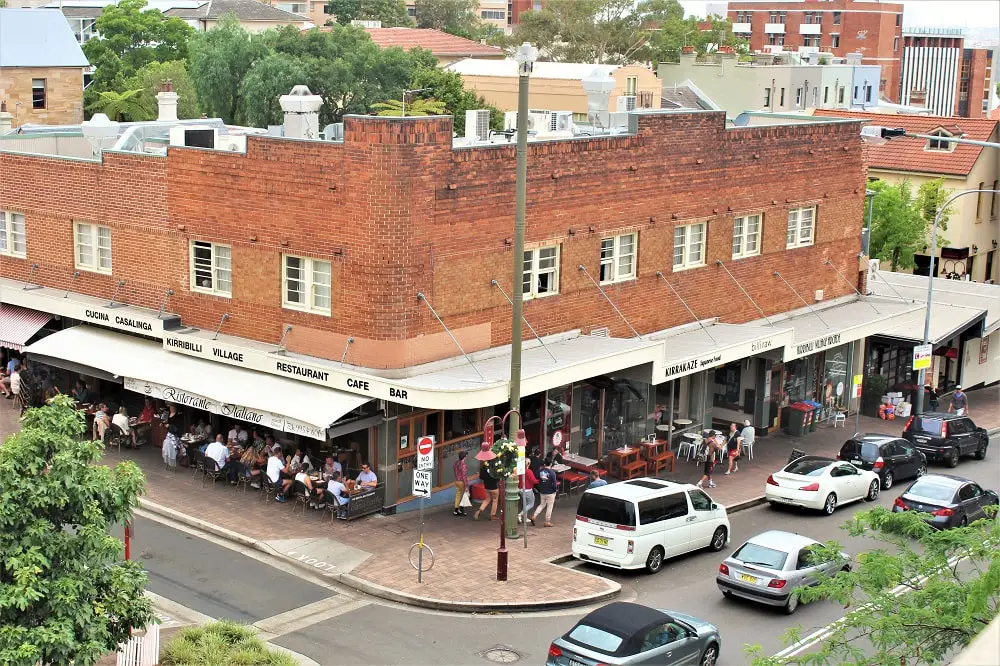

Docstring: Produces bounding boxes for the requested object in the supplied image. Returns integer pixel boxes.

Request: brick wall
[968,48,994,119]
[0,67,85,127]
[0,111,867,369]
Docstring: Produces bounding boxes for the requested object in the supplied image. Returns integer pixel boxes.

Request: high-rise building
[728,0,904,102]
[900,28,998,118]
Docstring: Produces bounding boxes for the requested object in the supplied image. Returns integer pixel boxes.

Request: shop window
[31,79,46,109]
[0,211,27,258]
[74,222,112,274]
[599,233,637,284]
[283,254,332,315]
[712,361,741,409]
[191,240,232,296]
[523,245,560,299]
[732,214,761,259]
[786,206,815,249]
[444,409,479,441]
[673,222,705,270]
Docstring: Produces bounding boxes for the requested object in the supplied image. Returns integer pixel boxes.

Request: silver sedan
[716,530,849,614]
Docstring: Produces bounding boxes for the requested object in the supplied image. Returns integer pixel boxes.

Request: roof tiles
[359,27,503,58]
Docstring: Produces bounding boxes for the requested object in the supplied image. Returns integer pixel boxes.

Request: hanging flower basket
[488,437,520,479]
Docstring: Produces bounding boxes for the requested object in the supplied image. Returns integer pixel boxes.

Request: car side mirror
[987,490,998,500]
[711,503,719,511]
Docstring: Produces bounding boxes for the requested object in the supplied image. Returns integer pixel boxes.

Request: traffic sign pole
[418,495,424,583]
[413,436,435,583]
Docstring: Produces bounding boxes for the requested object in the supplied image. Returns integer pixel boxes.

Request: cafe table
[606,446,642,479]
[561,453,601,472]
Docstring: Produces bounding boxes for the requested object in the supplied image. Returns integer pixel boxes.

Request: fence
[116,624,160,666]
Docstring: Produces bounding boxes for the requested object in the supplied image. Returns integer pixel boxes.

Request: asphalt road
[132,435,999,666]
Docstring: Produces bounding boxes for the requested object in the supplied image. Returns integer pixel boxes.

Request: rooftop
[163,0,307,22]
[446,59,626,80]
[359,27,503,58]
[45,0,204,17]
[0,8,90,68]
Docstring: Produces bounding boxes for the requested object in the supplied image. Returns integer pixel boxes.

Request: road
[129,435,998,666]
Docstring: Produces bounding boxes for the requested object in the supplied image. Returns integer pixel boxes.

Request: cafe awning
[874,302,987,346]
[649,322,795,383]
[0,303,52,351]
[24,326,371,440]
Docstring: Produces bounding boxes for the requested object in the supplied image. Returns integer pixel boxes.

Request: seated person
[138,397,155,423]
[93,403,111,441]
[282,462,318,505]
[112,406,138,448]
[71,379,92,404]
[356,462,378,489]
[194,419,212,440]
[267,446,288,502]
[587,469,607,489]
[227,422,249,447]
[288,446,311,475]
[325,471,350,517]
[1,369,12,398]
[322,455,342,478]
[250,429,267,453]
[204,434,232,480]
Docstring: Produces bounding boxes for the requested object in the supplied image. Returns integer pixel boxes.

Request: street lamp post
[484,411,526,581]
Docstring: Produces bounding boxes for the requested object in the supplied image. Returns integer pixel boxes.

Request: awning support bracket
[213,313,230,340]
[109,279,126,308]
[823,260,880,314]
[490,280,558,362]
[341,336,354,366]
[156,288,174,317]
[64,271,81,299]
[715,261,774,326]
[773,271,830,328]
[576,265,642,338]
[655,271,716,343]
[22,263,42,291]
[416,293,485,380]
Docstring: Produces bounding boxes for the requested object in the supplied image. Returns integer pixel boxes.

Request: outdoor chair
[105,423,128,454]
[290,481,310,515]
[202,457,223,488]
[189,450,206,482]
[261,476,278,503]
[233,462,253,494]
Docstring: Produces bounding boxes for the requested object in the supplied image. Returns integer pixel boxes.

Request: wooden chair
[622,459,647,480]
[647,451,675,476]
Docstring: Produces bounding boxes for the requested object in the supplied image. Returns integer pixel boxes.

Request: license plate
[593,536,609,547]
[852,460,863,466]
[569,660,586,666]
[738,573,758,584]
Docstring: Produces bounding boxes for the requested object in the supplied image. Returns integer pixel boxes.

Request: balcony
[799,23,822,35]
[765,23,786,34]
[733,22,752,33]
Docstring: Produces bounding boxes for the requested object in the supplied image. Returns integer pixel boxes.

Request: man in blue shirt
[587,469,607,489]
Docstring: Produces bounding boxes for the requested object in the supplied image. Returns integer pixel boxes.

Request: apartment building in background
[900,28,997,118]
[403,0,537,34]
[728,0,904,103]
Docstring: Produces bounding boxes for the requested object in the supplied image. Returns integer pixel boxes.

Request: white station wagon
[572,479,731,573]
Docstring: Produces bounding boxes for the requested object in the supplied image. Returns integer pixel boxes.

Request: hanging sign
[913,344,933,371]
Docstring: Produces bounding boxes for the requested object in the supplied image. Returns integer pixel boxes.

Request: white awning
[868,269,1000,335]
[875,303,987,346]
[24,326,371,440]
[651,323,795,383]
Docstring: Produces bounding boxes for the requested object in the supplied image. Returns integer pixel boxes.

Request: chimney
[156,80,179,122]
[0,101,12,133]
[279,85,323,139]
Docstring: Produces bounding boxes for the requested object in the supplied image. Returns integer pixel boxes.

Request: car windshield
[908,480,956,502]
[733,541,788,570]
[567,624,624,654]
[577,494,637,528]
[910,418,943,436]
[784,459,830,477]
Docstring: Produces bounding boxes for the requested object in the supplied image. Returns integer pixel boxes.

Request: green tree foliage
[240,53,311,127]
[868,178,951,271]
[747,506,1000,666]
[372,96,447,116]
[161,620,297,666]
[126,59,201,120]
[326,0,413,27]
[188,14,271,123]
[0,395,152,666]
[413,0,482,39]
[410,65,502,133]
[86,88,156,121]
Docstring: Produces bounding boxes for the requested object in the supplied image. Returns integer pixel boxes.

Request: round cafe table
[673,419,694,426]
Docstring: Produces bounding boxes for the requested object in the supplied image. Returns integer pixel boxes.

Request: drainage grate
[478,646,522,663]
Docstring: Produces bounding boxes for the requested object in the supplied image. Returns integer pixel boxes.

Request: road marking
[253,597,371,637]
[146,590,214,628]
[286,549,339,573]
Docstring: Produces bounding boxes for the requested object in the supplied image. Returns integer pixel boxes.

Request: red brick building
[728,0,904,102]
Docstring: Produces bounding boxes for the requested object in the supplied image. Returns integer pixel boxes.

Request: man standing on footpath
[530,457,558,527]
[948,385,969,416]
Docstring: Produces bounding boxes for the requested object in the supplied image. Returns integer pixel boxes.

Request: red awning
[933,347,959,359]
[0,304,52,351]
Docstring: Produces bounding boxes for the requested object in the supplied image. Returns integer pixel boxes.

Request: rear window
[784,459,830,476]
[908,480,956,502]
[567,624,624,654]
[841,441,880,460]
[733,542,788,570]
[577,493,637,527]
[909,418,943,436]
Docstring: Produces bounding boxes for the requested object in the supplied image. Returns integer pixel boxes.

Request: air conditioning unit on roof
[616,95,637,112]
[465,109,491,142]
[549,111,573,132]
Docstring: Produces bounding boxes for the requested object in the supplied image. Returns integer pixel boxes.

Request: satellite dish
[733,112,751,127]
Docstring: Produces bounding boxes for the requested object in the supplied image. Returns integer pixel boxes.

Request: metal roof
[868,269,1000,335]
[0,9,89,68]
[446,58,624,80]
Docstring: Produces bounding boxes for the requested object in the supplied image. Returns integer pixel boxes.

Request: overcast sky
[678,0,1000,29]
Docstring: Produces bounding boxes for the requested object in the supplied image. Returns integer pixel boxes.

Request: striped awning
[0,303,52,351]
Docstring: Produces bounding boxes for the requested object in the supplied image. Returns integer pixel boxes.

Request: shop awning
[868,269,1000,336]
[24,326,372,440]
[0,303,52,350]
[650,323,795,383]
[874,302,987,346]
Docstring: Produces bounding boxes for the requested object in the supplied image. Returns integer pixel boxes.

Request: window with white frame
[480,9,504,19]
[673,222,706,270]
[599,233,637,284]
[74,222,112,273]
[732,214,762,259]
[786,207,815,248]
[190,240,232,295]
[0,211,27,258]
[926,129,955,152]
[283,254,332,314]
[522,245,560,299]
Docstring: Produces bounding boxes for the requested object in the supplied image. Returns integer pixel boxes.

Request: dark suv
[838,435,927,490]
[902,413,990,468]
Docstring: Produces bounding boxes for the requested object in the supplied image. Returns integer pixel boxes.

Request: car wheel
[645,546,665,574]
[916,462,927,477]
[866,480,880,502]
[784,592,799,615]
[947,448,960,468]
[957,515,968,528]
[974,441,988,460]
[700,643,719,666]
[841,564,851,573]
[709,526,728,552]
[823,493,838,515]
[882,471,894,490]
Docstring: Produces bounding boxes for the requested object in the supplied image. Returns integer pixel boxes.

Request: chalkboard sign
[346,485,385,520]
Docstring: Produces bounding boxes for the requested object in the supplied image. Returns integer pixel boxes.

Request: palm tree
[371,98,447,117]
[86,89,155,122]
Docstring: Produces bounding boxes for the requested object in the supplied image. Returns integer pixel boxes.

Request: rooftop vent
[581,68,615,129]
[279,85,323,140]
[81,113,120,156]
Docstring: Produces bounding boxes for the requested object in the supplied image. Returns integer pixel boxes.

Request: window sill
[731,252,761,261]
[75,265,112,275]
[282,303,331,316]
[785,243,814,250]
[599,277,638,287]
[0,252,27,260]
[191,286,232,299]
[524,291,560,301]
[671,263,706,273]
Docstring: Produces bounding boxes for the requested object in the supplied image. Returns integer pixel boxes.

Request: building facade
[899,28,998,119]
[728,0,903,103]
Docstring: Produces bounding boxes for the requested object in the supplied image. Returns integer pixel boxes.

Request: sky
[678,0,1000,29]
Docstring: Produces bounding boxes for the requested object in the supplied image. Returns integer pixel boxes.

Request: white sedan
[765,456,881,515]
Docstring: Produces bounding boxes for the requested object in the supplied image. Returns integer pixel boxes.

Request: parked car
[765,456,881,515]
[546,601,722,666]
[892,474,999,529]
[901,413,989,468]
[838,434,927,489]
[716,530,849,615]
[572,479,730,574]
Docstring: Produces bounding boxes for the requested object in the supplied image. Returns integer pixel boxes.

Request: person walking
[530,457,558,527]
[475,446,500,521]
[453,450,469,517]
[948,385,969,416]
[924,384,939,412]
[696,431,721,489]
[724,423,742,475]
[519,463,539,523]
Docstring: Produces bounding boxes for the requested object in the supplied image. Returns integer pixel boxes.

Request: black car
[901,413,989,468]
[838,435,927,490]
[892,474,999,529]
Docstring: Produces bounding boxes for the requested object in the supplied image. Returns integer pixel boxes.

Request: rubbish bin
[804,400,823,432]
[785,402,811,436]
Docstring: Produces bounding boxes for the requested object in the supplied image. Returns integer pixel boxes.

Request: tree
[0,395,152,666]
[372,96,447,116]
[161,620,297,666]
[126,59,201,120]
[326,0,413,27]
[86,88,156,121]
[188,14,271,123]
[867,178,951,271]
[413,0,481,39]
[410,65,502,133]
[240,53,311,127]
[747,506,1000,666]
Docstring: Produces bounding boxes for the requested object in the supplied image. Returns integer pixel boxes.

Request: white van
[572,478,730,573]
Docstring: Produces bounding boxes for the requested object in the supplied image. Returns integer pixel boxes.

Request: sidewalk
[2,384,997,613]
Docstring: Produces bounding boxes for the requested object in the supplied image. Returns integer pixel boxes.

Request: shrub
[160,621,298,666]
